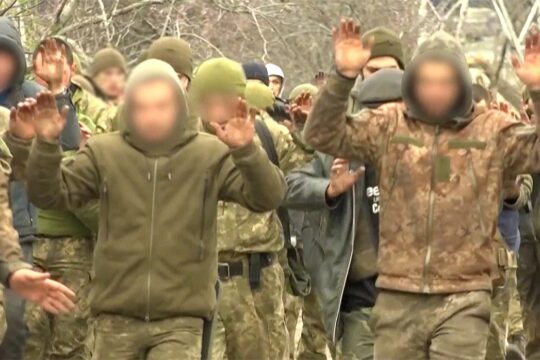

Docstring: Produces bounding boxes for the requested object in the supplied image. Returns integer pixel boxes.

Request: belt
[218,252,273,290]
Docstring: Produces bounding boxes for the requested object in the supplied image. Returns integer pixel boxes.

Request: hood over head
[0,17,26,87]
[242,62,269,86]
[402,31,473,127]
[356,68,403,110]
[121,59,196,156]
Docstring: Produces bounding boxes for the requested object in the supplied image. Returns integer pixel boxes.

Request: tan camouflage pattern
[23,237,93,360]
[297,290,331,360]
[0,291,5,344]
[370,290,491,359]
[213,256,289,360]
[91,314,203,360]
[304,73,540,294]
[72,86,119,133]
[340,307,374,360]
[217,114,311,253]
[284,291,302,359]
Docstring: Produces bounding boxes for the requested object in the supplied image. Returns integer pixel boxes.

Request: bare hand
[314,71,327,89]
[32,91,68,142]
[326,159,365,198]
[514,25,540,91]
[333,19,372,79]
[33,39,67,94]
[211,98,255,149]
[9,269,76,315]
[9,99,37,140]
[290,92,313,128]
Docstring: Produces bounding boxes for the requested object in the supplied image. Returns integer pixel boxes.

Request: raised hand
[314,71,327,89]
[211,98,255,149]
[290,92,313,128]
[326,158,365,198]
[32,91,68,142]
[514,25,540,91]
[9,99,37,140]
[33,38,67,94]
[9,269,76,315]
[333,19,372,79]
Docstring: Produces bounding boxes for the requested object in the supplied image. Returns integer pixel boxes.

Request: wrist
[49,84,66,95]
[336,67,359,80]
[229,139,253,150]
[326,183,340,199]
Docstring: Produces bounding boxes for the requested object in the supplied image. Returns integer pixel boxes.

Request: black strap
[254,120,292,245]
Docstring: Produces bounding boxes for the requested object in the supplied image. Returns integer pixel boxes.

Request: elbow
[249,177,287,213]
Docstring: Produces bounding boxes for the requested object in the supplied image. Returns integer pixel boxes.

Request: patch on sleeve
[435,155,451,182]
[448,139,487,150]
[390,135,424,147]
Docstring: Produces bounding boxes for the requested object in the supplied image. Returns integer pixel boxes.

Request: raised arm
[215,99,286,212]
[303,19,389,164]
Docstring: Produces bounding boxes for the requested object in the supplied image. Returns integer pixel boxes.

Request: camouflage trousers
[296,290,332,360]
[23,237,93,360]
[0,291,5,344]
[213,254,289,360]
[486,251,524,360]
[340,307,374,360]
[284,292,302,359]
[370,290,491,360]
[518,239,540,359]
[92,314,203,360]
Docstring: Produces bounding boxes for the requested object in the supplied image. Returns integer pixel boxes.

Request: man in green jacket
[8,59,286,360]
[304,20,540,359]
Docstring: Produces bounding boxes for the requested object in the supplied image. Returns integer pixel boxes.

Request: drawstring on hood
[121,59,198,156]
[402,31,473,128]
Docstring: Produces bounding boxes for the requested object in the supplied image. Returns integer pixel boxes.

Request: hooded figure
[242,62,269,86]
[305,27,540,359]
[18,58,285,360]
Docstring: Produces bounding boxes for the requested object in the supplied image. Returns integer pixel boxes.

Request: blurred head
[191,58,247,126]
[266,63,285,97]
[413,59,460,118]
[362,56,400,78]
[0,50,16,90]
[362,27,405,79]
[90,48,127,102]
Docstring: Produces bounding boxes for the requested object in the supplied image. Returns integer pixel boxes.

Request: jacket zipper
[423,126,440,293]
[332,185,356,342]
[145,159,158,322]
[200,176,208,260]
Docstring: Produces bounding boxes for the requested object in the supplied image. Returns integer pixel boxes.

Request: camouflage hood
[121,59,197,156]
[402,31,473,127]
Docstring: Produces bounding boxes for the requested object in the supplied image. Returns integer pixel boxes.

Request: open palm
[212,98,255,149]
[333,19,372,78]
[514,26,540,90]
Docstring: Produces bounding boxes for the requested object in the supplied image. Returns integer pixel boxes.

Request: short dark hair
[32,37,74,66]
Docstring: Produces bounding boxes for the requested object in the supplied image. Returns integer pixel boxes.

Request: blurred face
[362,56,400,78]
[34,52,74,88]
[130,79,179,142]
[0,50,16,90]
[414,60,460,119]
[199,94,238,125]
[269,75,283,97]
[94,67,126,102]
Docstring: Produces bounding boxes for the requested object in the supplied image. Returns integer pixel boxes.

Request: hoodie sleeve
[217,142,286,212]
[26,138,100,211]
[284,154,335,211]
[303,71,390,164]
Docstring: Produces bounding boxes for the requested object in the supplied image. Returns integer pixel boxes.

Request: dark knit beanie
[362,27,405,69]
[242,62,269,86]
[89,48,127,77]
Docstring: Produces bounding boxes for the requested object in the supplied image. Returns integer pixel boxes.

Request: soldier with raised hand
[7,58,286,360]
[304,19,540,359]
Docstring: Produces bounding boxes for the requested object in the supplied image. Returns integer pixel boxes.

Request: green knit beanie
[89,47,127,77]
[245,80,275,111]
[191,58,246,100]
[147,37,193,80]
[288,83,319,102]
[362,27,405,69]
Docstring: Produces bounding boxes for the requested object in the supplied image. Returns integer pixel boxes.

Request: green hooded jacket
[18,59,286,321]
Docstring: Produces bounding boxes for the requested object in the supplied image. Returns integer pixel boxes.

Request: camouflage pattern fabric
[0,292,5,344]
[91,314,203,360]
[370,290,491,359]
[284,291,302,359]
[23,237,93,360]
[71,86,118,133]
[213,255,289,360]
[297,290,332,360]
[340,307,374,360]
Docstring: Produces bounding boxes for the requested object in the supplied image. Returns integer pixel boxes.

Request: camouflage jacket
[0,138,30,286]
[304,73,540,294]
[217,114,312,253]
[71,85,118,134]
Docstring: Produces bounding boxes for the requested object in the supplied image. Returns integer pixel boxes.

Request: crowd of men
[0,12,540,360]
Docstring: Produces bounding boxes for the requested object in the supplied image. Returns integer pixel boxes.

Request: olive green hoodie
[21,59,286,321]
